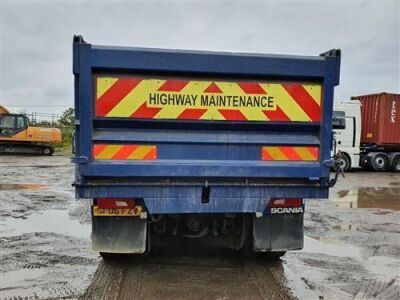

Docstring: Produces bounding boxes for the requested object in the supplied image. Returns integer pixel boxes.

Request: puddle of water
[0,209,91,239]
[333,187,400,210]
[302,235,362,259]
[0,183,47,190]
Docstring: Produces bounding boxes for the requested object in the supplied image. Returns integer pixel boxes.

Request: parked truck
[73,36,341,258]
[333,93,400,172]
[0,105,62,155]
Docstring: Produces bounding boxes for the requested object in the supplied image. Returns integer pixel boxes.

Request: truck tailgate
[87,76,323,177]
[73,39,341,208]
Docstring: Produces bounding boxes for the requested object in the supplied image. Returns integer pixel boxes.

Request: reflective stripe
[93,144,157,160]
[95,77,322,122]
[262,146,319,161]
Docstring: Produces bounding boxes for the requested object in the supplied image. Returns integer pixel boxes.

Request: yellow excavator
[0,105,62,155]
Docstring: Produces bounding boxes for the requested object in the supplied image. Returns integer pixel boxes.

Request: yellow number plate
[93,206,142,217]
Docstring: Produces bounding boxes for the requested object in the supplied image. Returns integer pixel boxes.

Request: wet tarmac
[334,187,400,210]
[0,156,399,299]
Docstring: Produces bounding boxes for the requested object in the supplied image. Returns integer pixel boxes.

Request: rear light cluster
[97,198,136,209]
[267,198,304,214]
[268,198,303,208]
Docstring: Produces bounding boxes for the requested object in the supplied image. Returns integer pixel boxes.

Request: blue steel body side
[92,129,320,145]
[79,161,324,178]
[73,38,341,213]
[89,45,329,79]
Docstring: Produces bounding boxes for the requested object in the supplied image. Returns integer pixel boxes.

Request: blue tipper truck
[73,36,341,258]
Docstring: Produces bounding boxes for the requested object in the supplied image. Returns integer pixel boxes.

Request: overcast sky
[0,0,399,116]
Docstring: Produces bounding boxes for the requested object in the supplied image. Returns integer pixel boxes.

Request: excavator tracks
[0,144,54,155]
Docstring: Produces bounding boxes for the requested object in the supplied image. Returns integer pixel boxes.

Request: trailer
[73,36,341,258]
[333,93,400,172]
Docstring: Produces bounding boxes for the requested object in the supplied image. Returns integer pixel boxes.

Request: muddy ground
[0,156,399,299]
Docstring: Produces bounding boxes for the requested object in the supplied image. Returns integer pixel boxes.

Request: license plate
[93,206,142,217]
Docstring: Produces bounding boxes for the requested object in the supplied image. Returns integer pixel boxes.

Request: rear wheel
[392,156,400,173]
[242,215,257,257]
[371,154,389,171]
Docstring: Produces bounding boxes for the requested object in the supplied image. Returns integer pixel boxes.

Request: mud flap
[92,215,147,254]
[253,214,303,252]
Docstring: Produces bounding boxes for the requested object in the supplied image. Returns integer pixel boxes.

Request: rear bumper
[76,183,328,214]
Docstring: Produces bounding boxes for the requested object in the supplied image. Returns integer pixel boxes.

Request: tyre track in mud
[83,260,131,299]
[354,279,400,300]
[81,256,293,300]
[244,258,292,300]
[245,259,294,300]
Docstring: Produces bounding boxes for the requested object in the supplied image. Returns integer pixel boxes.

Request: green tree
[58,108,74,127]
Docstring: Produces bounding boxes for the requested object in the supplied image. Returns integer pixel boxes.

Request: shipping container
[73,36,342,257]
[352,93,400,146]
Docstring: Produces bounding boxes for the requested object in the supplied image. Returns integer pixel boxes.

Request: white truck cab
[333,101,362,171]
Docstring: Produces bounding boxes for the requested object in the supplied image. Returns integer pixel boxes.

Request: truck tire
[338,154,351,172]
[371,154,389,171]
[392,156,400,173]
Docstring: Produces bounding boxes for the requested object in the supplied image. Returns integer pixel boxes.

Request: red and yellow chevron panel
[262,146,319,161]
[95,77,322,122]
[93,144,157,160]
